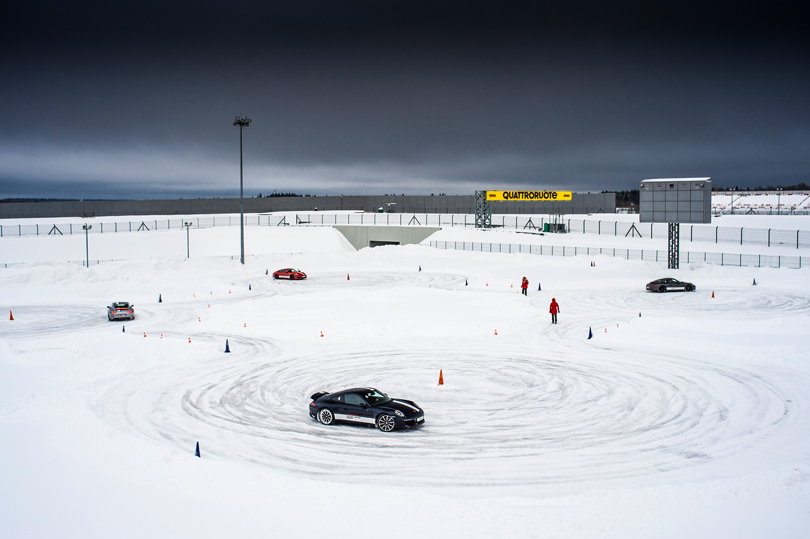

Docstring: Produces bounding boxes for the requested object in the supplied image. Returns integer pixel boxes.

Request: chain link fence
[2,213,808,250]
[429,241,807,269]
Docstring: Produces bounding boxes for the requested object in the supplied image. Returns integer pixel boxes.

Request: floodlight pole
[233,116,252,264]
[184,222,192,258]
[82,224,92,268]
[729,188,736,215]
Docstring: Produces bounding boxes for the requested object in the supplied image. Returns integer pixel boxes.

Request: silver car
[107,301,135,320]
[646,278,695,293]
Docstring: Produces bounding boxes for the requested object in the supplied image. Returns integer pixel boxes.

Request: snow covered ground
[1,213,810,538]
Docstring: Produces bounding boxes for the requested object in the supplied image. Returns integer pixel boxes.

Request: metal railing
[2,213,808,249]
[429,241,807,269]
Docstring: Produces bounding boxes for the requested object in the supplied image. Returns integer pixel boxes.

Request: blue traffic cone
[753,278,757,286]
[588,327,593,339]
[224,339,230,353]
[158,294,162,303]
[249,284,251,290]
[465,279,468,286]
[266,269,268,275]
[122,325,125,333]
[538,283,541,291]
[639,312,641,317]
[419,265,421,272]
[195,442,200,457]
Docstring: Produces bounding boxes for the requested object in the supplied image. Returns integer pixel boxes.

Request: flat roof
[642,178,711,183]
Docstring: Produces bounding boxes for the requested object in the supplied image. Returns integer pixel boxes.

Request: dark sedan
[646,278,696,292]
[309,387,425,432]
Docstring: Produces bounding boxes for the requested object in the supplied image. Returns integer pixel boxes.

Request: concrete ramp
[333,225,441,250]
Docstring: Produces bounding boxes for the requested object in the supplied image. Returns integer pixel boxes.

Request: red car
[273,268,307,280]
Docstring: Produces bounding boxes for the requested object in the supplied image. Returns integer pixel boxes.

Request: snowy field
[2,213,810,538]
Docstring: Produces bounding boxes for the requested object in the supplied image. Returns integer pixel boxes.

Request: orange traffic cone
[9,310,13,320]
[320,331,324,337]
[486,282,489,286]
[712,291,715,298]
[438,370,444,385]
[160,334,163,339]
[347,273,350,280]
[143,332,147,338]
[198,317,201,322]
[494,329,498,335]
[243,323,246,328]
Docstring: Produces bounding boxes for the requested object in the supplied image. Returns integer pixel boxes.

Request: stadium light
[82,224,92,268]
[233,115,252,264]
[184,222,192,258]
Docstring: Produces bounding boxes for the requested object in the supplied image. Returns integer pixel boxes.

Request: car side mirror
[359,403,368,409]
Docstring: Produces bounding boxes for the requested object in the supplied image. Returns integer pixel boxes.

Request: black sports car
[309,387,425,432]
[646,277,696,292]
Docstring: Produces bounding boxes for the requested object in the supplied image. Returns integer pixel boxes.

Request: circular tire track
[96,340,801,488]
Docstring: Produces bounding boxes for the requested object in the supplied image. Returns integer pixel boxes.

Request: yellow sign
[486,190,572,201]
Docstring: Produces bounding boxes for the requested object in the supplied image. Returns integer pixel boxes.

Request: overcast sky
[1,1,808,199]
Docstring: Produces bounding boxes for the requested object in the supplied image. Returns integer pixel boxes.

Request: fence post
[740,227,743,245]
[614,222,617,236]
[716,226,719,243]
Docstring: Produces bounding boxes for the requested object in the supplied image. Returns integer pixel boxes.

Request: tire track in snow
[96,337,800,488]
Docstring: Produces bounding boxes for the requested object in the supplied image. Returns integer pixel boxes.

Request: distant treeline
[603,190,639,208]
[712,182,809,192]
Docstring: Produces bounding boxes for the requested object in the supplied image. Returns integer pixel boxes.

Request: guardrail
[429,241,807,269]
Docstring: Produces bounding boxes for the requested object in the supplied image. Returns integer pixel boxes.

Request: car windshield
[361,389,390,405]
[114,302,129,308]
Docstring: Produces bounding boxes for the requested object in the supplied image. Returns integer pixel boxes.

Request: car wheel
[273,274,278,279]
[659,286,666,292]
[376,414,396,432]
[686,285,694,291]
[317,408,335,425]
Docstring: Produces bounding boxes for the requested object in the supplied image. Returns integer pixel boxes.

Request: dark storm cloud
[1,1,808,199]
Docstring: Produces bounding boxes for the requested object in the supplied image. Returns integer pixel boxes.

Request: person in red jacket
[549,298,560,324]
[521,276,528,296]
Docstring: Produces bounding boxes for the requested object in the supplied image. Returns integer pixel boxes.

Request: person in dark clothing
[549,298,560,324]
[521,276,528,296]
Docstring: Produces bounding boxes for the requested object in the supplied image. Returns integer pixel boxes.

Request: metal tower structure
[667,222,679,269]
[474,190,492,228]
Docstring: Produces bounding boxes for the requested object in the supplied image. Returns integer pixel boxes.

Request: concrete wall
[0,193,615,219]
[333,225,442,250]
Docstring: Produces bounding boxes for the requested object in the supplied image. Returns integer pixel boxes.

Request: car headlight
[394,410,404,417]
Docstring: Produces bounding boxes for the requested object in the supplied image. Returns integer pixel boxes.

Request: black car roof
[330,387,376,396]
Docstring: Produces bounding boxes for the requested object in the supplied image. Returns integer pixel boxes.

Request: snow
[2,213,810,538]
